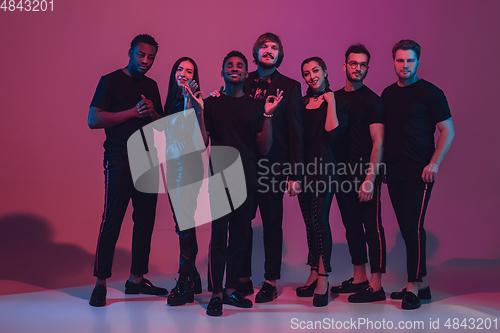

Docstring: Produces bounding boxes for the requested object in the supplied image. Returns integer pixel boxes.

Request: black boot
[167,276,194,306]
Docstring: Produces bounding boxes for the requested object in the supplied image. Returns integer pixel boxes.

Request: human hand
[209,86,224,98]
[264,89,283,115]
[184,83,204,112]
[287,180,302,196]
[323,91,335,105]
[358,180,374,202]
[136,94,155,117]
[422,162,439,182]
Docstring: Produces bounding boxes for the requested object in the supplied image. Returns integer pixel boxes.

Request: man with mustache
[87,34,167,307]
[240,32,305,303]
[382,39,455,310]
[330,44,387,303]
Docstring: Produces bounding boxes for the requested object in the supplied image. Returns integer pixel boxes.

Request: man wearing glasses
[331,44,387,303]
[382,40,454,310]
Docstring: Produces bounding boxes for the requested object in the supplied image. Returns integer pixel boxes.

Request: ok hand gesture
[264,89,284,116]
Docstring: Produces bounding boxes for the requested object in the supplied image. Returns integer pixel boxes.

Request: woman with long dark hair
[295,57,349,307]
[164,57,206,306]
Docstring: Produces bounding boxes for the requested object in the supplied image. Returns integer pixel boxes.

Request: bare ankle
[266,280,276,287]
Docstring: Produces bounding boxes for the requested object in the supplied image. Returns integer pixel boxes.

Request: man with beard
[240,32,305,303]
[382,40,455,310]
[330,44,387,303]
[87,34,167,307]
[186,50,281,316]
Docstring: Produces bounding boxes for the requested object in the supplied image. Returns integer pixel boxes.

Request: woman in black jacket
[164,57,206,306]
[295,57,349,307]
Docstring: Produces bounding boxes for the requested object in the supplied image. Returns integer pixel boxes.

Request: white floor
[1,279,499,333]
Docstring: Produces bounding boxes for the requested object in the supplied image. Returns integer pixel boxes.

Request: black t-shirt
[381,79,451,179]
[334,85,385,165]
[204,94,263,190]
[90,69,163,161]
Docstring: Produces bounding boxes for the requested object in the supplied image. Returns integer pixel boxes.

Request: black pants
[297,190,335,273]
[166,154,204,277]
[240,177,286,281]
[336,177,386,273]
[208,190,255,292]
[93,159,157,279]
[387,178,434,282]
[167,195,199,277]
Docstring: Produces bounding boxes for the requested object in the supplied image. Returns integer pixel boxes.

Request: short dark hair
[252,32,284,68]
[222,50,248,71]
[392,39,421,60]
[130,34,158,52]
[345,43,371,63]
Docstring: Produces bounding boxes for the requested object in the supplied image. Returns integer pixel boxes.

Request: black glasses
[347,61,369,70]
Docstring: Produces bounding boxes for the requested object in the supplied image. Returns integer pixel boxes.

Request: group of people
[87,32,455,316]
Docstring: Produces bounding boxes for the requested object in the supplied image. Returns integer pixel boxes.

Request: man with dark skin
[186,50,282,316]
[210,33,304,303]
[88,34,167,307]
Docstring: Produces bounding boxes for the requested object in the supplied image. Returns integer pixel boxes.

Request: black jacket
[244,70,305,180]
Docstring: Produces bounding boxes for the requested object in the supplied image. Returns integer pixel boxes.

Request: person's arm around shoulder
[422,117,455,182]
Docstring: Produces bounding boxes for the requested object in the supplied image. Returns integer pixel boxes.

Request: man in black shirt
[382,40,455,310]
[88,34,167,307]
[241,33,305,303]
[185,50,281,316]
[331,44,386,303]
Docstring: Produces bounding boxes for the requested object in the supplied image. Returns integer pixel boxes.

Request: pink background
[0,0,499,294]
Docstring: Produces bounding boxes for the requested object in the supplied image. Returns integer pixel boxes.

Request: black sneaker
[223,289,253,308]
[255,282,277,303]
[125,278,168,295]
[89,284,106,307]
